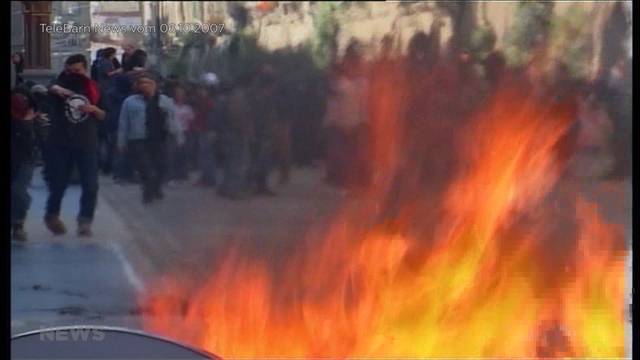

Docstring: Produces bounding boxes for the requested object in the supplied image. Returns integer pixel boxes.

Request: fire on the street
[141,67,627,358]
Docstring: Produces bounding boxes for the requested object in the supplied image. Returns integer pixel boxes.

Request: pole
[154,1,163,75]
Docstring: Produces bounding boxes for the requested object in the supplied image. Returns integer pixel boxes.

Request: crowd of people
[10,40,296,241]
[10,28,631,242]
[321,30,632,197]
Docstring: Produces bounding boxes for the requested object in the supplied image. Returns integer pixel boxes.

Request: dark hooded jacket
[11,88,48,176]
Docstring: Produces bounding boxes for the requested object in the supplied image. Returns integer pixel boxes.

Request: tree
[310,2,340,70]
[504,1,554,67]
[547,3,593,79]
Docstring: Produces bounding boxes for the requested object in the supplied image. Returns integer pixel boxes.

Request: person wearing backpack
[117,72,183,204]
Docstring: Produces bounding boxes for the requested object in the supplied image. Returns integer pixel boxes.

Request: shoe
[45,215,67,235]
[77,222,93,237]
[12,224,27,242]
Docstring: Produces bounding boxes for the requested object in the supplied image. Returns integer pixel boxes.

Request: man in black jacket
[11,87,48,241]
[44,54,106,237]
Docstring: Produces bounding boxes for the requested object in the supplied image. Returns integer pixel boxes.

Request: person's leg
[344,129,362,188]
[151,140,168,198]
[112,136,124,181]
[275,122,292,185]
[40,143,52,188]
[104,131,115,174]
[225,135,249,198]
[255,141,267,191]
[324,126,340,185]
[166,137,177,182]
[353,125,371,189]
[335,129,351,188]
[45,146,72,234]
[74,148,99,235]
[128,140,154,203]
[97,141,106,174]
[176,143,189,180]
[11,164,34,240]
[198,135,216,186]
[97,125,109,174]
[183,132,193,174]
[218,135,233,196]
[114,143,136,182]
[189,132,200,173]
[123,150,136,182]
[247,140,259,192]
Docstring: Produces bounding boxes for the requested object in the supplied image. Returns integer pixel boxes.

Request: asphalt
[11,168,142,336]
[11,165,632,355]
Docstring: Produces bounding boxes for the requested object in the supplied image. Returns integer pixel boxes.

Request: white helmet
[201,72,220,87]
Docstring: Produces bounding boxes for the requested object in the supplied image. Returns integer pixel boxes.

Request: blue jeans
[199,134,217,185]
[45,146,99,223]
[11,164,34,225]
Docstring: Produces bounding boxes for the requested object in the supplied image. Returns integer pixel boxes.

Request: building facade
[50,1,92,74]
[11,1,56,85]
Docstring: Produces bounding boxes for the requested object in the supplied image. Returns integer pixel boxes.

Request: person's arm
[80,103,106,121]
[103,61,122,77]
[97,58,118,78]
[186,107,195,133]
[34,111,50,146]
[49,84,74,98]
[107,68,123,76]
[117,98,130,151]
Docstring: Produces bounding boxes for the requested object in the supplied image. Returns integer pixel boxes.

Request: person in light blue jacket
[117,72,184,204]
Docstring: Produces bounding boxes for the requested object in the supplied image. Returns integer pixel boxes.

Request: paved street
[11,166,632,355]
[11,166,345,337]
[11,169,142,335]
[98,167,345,285]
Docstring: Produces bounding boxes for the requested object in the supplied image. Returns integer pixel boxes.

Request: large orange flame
[141,60,627,358]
